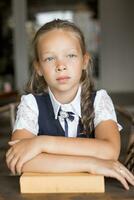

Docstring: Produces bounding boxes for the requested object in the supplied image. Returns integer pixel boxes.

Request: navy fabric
[34,91,96,138]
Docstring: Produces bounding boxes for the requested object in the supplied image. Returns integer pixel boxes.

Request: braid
[81,60,95,135]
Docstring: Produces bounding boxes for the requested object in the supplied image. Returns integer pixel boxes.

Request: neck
[50,86,79,104]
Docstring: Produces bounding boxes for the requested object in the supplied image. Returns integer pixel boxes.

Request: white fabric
[13,89,122,136]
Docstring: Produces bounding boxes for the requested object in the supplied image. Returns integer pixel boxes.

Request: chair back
[0,102,19,129]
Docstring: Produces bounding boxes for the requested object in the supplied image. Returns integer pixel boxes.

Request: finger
[124,167,134,180]
[117,164,134,185]
[6,150,15,169]
[6,148,12,158]
[8,140,20,146]
[8,155,19,175]
[6,148,20,174]
[16,152,31,175]
[16,158,25,175]
[110,170,130,190]
[116,174,129,190]
[121,168,134,186]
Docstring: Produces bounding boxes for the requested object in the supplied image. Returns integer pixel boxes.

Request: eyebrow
[42,48,78,54]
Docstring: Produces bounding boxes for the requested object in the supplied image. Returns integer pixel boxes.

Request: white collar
[48,86,81,119]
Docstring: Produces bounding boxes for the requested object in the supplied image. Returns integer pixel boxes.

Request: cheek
[71,67,83,81]
[71,60,83,73]
[41,65,52,75]
[42,71,52,85]
[42,67,56,83]
[42,71,51,80]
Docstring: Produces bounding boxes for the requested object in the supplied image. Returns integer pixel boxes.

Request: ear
[33,60,42,76]
[83,52,91,70]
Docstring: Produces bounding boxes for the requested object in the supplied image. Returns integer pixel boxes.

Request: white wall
[99,0,134,92]
[12,0,29,93]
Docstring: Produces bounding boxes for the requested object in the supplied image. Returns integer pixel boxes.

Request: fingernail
[126,186,129,190]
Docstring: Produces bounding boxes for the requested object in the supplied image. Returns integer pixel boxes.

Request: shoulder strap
[34,93,65,136]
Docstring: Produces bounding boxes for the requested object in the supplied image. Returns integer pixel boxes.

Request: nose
[55,59,67,72]
[56,65,66,72]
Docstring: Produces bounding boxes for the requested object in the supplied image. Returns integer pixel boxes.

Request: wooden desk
[0,91,19,106]
[0,175,133,200]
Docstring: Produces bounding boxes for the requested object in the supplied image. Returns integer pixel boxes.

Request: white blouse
[13,89,122,136]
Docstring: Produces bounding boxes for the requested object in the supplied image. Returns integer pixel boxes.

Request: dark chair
[115,105,134,174]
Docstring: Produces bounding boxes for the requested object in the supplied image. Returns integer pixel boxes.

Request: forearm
[39,136,120,160]
[22,153,94,173]
[22,153,134,191]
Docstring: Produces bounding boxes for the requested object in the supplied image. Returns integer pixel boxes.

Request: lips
[56,76,70,82]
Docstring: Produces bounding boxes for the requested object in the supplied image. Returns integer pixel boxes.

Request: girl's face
[35,29,89,101]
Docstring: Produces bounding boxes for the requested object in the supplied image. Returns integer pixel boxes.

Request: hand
[90,158,134,190]
[6,137,41,175]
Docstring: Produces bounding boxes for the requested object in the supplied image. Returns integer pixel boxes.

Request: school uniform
[13,86,122,136]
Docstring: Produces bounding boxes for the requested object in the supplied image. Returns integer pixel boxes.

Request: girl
[6,19,134,190]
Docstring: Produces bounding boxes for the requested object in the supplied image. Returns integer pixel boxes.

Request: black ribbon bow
[58,109,75,137]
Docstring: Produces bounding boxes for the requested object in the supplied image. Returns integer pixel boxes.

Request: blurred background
[0,0,134,100]
[0,0,134,174]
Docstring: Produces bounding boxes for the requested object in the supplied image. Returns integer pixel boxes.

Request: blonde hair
[26,19,95,135]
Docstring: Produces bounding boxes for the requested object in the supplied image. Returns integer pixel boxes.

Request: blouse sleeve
[13,94,39,135]
[94,89,122,131]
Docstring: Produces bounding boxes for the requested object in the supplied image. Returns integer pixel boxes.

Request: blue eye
[67,54,77,58]
[44,57,55,62]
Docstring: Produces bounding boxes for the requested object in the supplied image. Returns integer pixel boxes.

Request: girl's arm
[7,120,120,174]
[6,129,134,190]
[6,123,119,175]
[18,152,134,190]
[36,120,120,160]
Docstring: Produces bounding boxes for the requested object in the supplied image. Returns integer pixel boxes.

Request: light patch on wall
[36,11,73,27]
